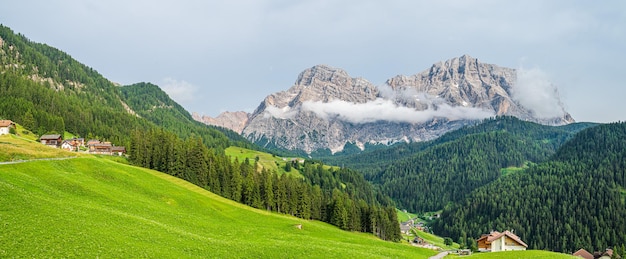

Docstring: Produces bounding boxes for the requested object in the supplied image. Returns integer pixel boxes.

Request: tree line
[128,128,401,241]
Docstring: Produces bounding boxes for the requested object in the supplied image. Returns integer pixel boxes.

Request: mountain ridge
[196,55,574,153]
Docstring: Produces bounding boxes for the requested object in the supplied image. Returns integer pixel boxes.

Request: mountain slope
[321,117,595,213]
[200,55,573,154]
[0,155,435,258]
[0,25,242,150]
[432,122,626,253]
[120,82,253,150]
[322,116,595,177]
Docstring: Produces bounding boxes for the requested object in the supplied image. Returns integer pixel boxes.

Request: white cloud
[263,105,298,120]
[299,98,494,124]
[512,68,566,119]
[160,77,198,104]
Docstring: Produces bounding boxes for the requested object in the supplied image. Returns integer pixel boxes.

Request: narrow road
[428,251,449,259]
[0,156,77,165]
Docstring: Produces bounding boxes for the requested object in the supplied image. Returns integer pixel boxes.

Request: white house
[476,230,528,252]
[0,120,15,135]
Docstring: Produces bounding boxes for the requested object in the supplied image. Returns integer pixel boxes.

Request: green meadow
[0,134,80,162]
[0,155,436,258]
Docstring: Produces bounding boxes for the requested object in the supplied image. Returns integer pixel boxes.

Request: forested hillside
[322,116,595,177]
[325,117,595,213]
[120,82,253,150]
[433,122,626,253]
[0,25,236,149]
[128,128,402,240]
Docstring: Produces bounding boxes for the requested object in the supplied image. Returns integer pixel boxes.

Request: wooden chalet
[88,140,125,156]
[89,141,113,154]
[40,134,63,147]
[476,230,527,252]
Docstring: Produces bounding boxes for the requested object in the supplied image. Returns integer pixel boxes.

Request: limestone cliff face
[385,55,573,125]
[192,111,249,134]
[195,56,574,153]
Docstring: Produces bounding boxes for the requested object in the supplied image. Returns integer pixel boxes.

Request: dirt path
[0,156,77,165]
[428,251,449,259]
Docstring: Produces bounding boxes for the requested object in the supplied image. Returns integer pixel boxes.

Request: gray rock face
[192,111,249,134]
[196,55,574,153]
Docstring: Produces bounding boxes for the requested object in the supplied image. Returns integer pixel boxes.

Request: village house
[60,138,84,152]
[87,140,126,156]
[110,146,126,156]
[89,141,112,154]
[400,222,412,235]
[0,120,15,135]
[476,230,528,252]
[40,134,63,148]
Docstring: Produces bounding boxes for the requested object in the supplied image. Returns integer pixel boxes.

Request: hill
[433,122,626,253]
[0,24,240,150]
[0,155,436,258]
[120,82,254,151]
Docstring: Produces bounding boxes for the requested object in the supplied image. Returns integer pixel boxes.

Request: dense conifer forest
[324,117,596,212]
[432,122,626,253]
[128,129,401,241]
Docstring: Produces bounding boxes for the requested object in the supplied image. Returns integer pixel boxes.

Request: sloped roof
[572,248,594,259]
[40,134,62,140]
[111,146,126,152]
[0,120,14,127]
[476,230,528,248]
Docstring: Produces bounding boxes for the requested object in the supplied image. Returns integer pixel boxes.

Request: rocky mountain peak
[294,64,351,87]
[195,56,574,153]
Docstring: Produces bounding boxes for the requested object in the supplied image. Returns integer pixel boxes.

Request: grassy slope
[447,250,576,258]
[226,146,296,175]
[413,229,460,250]
[226,146,339,177]
[0,156,436,258]
[396,208,418,222]
[0,134,81,161]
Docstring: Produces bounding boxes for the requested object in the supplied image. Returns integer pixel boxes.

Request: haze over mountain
[196,55,573,153]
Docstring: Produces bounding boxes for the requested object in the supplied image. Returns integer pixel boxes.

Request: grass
[413,229,460,250]
[445,250,576,258]
[0,134,81,162]
[0,156,437,258]
[397,208,418,222]
[226,146,300,176]
[13,123,39,141]
[63,131,77,139]
[500,162,533,176]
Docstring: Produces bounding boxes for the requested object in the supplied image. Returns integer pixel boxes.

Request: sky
[1,0,624,123]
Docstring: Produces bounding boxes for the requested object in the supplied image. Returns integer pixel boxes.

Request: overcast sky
[1,1,624,122]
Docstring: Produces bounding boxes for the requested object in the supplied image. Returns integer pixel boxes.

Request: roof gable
[573,248,594,259]
[0,120,14,127]
[476,230,528,248]
[40,134,62,140]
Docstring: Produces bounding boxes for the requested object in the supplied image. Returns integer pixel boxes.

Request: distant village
[0,119,126,156]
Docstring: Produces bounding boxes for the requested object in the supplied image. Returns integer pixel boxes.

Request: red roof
[476,230,528,248]
[572,248,594,259]
[0,120,14,127]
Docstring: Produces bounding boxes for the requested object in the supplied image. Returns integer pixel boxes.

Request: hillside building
[476,230,527,252]
[0,120,15,135]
